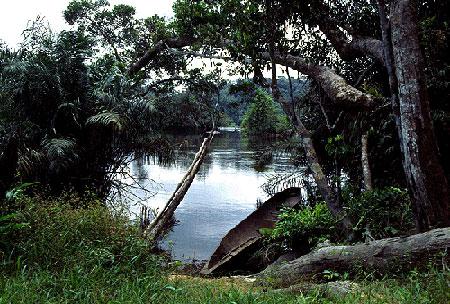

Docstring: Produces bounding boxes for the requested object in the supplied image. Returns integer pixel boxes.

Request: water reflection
[122,130,295,261]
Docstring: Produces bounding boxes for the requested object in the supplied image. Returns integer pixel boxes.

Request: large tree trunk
[257,228,450,288]
[390,0,449,230]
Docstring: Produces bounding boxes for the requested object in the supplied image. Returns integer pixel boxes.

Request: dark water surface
[120,129,294,261]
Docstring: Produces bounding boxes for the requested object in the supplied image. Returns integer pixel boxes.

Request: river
[118,129,295,262]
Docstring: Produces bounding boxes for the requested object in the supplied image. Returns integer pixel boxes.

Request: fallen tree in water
[144,132,214,240]
[257,228,450,288]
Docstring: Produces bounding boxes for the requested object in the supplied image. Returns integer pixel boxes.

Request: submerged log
[258,228,450,288]
[201,187,302,275]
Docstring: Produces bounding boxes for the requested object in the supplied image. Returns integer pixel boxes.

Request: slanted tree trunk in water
[144,133,214,240]
[361,133,373,191]
[390,0,449,230]
[258,228,450,288]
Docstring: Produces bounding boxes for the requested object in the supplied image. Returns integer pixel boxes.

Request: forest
[0,0,449,303]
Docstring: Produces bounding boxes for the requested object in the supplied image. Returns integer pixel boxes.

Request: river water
[119,129,294,261]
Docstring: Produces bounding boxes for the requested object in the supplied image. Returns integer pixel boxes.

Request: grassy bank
[1,267,448,303]
[1,195,448,303]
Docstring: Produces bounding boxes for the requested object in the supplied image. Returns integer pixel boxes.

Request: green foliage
[0,14,203,197]
[361,83,383,98]
[5,183,38,204]
[268,187,414,250]
[325,134,349,159]
[151,92,214,132]
[270,202,336,248]
[220,78,306,127]
[345,187,414,240]
[241,89,289,136]
[276,114,292,134]
[42,138,80,174]
[217,112,237,127]
[0,213,29,261]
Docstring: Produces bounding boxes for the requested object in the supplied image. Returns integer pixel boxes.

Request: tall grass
[0,267,448,303]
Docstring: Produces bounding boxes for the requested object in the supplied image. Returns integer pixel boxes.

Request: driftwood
[201,188,302,275]
[145,132,214,240]
[258,228,450,287]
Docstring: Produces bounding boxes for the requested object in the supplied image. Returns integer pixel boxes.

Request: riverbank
[1,195,448,303]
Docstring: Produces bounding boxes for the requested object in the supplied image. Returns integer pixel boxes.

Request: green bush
[345,187,414,240]
[268,187,414,250]
[270,202,337,249]
[275,113,292,133]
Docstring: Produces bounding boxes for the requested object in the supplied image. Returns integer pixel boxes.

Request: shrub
[345,187,414,240]
[270,202,337,250]
[268,187,414,251]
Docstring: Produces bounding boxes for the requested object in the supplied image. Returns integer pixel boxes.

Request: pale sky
[0,0,176,47]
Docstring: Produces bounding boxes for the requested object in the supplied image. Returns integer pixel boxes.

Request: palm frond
[18,147,46,177]
[86,111,123,131]
[262,171,310,197]
[42,137,79,173]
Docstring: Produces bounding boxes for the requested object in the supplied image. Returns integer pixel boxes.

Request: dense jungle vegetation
[1,0,449,303]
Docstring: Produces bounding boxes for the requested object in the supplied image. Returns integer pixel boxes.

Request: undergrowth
[0,193,448,303]
[267,187,414,251]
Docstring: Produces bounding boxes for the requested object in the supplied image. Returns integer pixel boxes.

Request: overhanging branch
[127,36,196,76]
[266,52,383,109]
[129,38,383,110]
[314,1,385,65]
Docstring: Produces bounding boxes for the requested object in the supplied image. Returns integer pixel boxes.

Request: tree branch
[314,1,385,65]
[127,36,196,76]
[267,52,383,110]
[129,38,383,110]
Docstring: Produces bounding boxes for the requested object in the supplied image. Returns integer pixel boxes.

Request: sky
[0,0,176,47]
